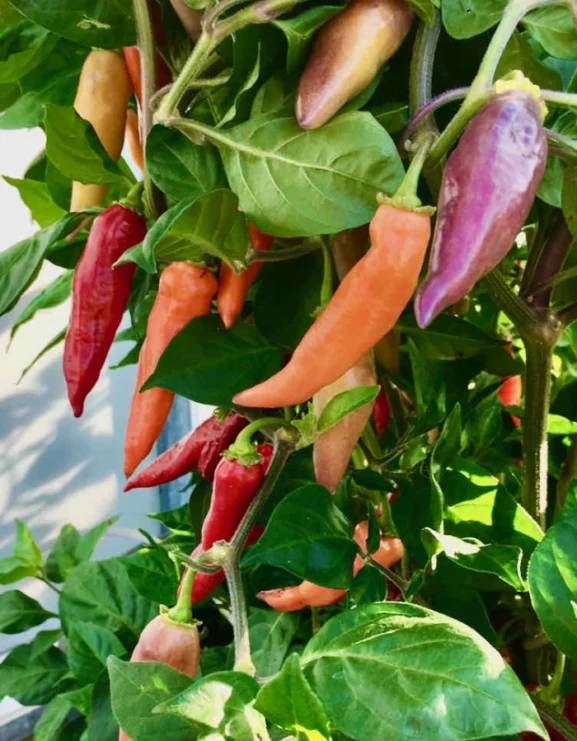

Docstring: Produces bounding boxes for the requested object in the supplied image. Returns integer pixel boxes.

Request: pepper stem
[225,416,288,465]
[387,135,435,211]
[167,567,194,624]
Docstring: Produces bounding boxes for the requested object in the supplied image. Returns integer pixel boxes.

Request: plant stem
[534,696,577,741]
[529,218,573,309]
[541,89,577,108]
[247,238,323,264]
[403,88,470,146]
[171,550,221,574]
[381,374,407,438]
[546,128,577,159]
[223,549,254,674]
[167,567,194,623]
[390,135,435,210]
[319,243,333,307]
[540,650,566,705]
[484,270,536,335]
[38,576,61,595]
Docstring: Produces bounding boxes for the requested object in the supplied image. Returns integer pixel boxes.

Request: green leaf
[88,672,117,741]
[108,657,195,741]
[242,484,357,589]
[4,175,66,227]
[146,125,226,204]
[317,385,379,434]
[198,110,404,237]
[528,482,577,662]
[18,326,66,381]
[547,413,577,434]
[60,560,157,640]
[442,0,506,39]
[45,104,130,186]
[14,518,43,568]
[0,212,81,316]
[7,0,135,48]
[154,670,266,741]
[422,529,526,591]
[301,603,546,741]
[0,630,71,706]
[0,589,54,633]
[147,503,193,532]
[248,608,300,678]
[0,21,57,83]
[348,563,388,607]
[255,654,331,741]
[144,315,283,407]
[272,6,341,72]
[495,30,562,90]
[45,517,117,583]
[562,165,577,239]
[34,695,76,741]
[10,269,72,340]
[524,6,577,60]
[123,190,250,273]
[0,555,37,584]
[407,0,436,24]
[119,547,180,606]
[68,623,126,686]
[370,102,409,135]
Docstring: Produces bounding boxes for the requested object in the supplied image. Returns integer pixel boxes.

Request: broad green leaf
[442,0,506,39]
[18,327,66,381]
[7,0,135,48]
[146,126,226,203]
[35,695,76,741]
[537,155,565,208]
[4,175,66,227]
[45,105,130,186]
[524,6,577,60]
[0,212,81,316]
[122,190,250,273]
[45,517,117,583]
[68,623,126,686]
[14,518,43,568]
[0,630,71,706]
[185,110,404,237]
[317,386,379,434]
[248,608,300,678]
[392,473,442,564]
[242,484,357,589]
[255,654,331,741]
[370,102,409,134]
[0,21,57,83]
[528,483,577,661]
[87,671,117,741]
[301,603,546,741]
[0,555,37,584]
[348,563,388,607]
[60,560,157,640]
[108,657,195,741]
[154,670,265,741]
[547,414,577,434]
[0,589,54,633]
[147,503,193,532]
[495,30,562,90]
[144,315,283,407]
[422,529,526,591]
[10,269,72,340]
[273,6,341,72]
[119,548,180,606]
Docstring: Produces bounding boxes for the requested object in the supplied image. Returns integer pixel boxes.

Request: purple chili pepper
[414,90,547,328]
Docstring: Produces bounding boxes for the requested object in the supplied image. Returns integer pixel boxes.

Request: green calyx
[224,416,286,465]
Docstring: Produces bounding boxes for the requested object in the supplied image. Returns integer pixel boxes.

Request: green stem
[319,243,333,307]
[247,238,323,264]
[534,697,577,741]
[38,575,61,595]
[541,89,577,108]
[368,559,408,597]
[230,416,288,453]
[361,423,383,461]
[167,567,194,624]
[484,270,536,336]
[540,651,566,706]
[170,549,221,574]
[223,550,254,674]
[214,0,304,36]
[381,374,406,438]
[389,135,435,210]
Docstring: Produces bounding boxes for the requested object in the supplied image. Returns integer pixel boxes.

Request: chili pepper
[499,375,522,427]
[63,204,146,418]
[125,108,144,173]
[71,51,132,213]
[122,46,172,107]
[373,382,391,437]
[217,224,274,329]
[124,263,218,477]
[170,0,203,39]
[233,203,430,408]
[414,85,547,328]
[296,0,414,130]
[258,520,404,611]
[313,352,376,493]
[124,412,248,490]
[185,442,273,604]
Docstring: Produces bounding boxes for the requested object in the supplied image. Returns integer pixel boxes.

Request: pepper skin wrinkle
[64,205,146,418]
[296,0,414,130]
[414,90,547,328]
[258,521,404,611]
[234,204,430,408]
[71,51,131,212]
[124,263,218,477]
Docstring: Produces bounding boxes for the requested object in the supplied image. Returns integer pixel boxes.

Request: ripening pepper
[258,520,404,611]
[125,108,144,172]
[498,375,522,427]
[296,0,414,129]
[184,442,273,604]
[234,203,430,408]
[71,51,132,213]
[124,412,248,490]
[64,204,147,418]
[122,46,172,107]
[414,87,547,328]
[373,383,391,437]
[124,263,218,477]
[217,224,274,329]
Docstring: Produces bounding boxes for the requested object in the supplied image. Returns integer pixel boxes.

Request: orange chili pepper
[216,224,273,329]
[124,263,218,477]
[122,46,172,107]
[125,108,144,173]
[234,203,430,408]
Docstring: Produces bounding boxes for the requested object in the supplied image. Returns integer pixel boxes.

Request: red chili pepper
[63,204,146,418]
[374,383,391,437]
[498,375,522,427]
[185,442,273,604]
[122,46,172,107]
[124,412,248,491]
[217,224,274,329]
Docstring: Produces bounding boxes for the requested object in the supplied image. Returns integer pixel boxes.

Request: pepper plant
[3,0,577,739]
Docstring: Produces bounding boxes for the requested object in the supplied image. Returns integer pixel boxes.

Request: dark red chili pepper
[374,383,391,437]
[185,442,273,604]
[498,375,522,427]
[414,87,547,328]
[124,412,248,491]
[63,204,146,418]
